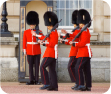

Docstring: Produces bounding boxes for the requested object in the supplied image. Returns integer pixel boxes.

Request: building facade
[0,0,110,82]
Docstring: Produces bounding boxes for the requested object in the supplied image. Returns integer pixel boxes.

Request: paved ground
[0,82,110,94]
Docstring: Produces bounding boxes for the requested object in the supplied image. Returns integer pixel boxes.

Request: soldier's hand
[31,30,36,36]
[61,29,67,34]
[60,39,63,43]
[58,32,61,37]
[23,52,27,56]
[69,41,73,45]
[38,40,41,43]
[40,41,43,45]
[23,49,27,56]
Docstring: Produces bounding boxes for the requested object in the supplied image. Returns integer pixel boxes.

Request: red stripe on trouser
[70,57,76,81]
[78,57,83,85]
[42,58,48,85]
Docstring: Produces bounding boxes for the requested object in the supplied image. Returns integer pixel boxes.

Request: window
[57,0,93,29]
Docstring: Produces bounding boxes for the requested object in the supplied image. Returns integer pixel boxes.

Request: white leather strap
[36,34,42,37]
[62,39,68,42]
[72,42,78,43]
[54,44,58,59]
[43,42,49,44]
[27,42,38,44]
[86,43,91,58]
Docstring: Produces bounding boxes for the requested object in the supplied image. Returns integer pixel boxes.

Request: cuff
[62,41,65,44]
[66,33,70,38]
[43,43,46,46]
[23,49,26,55]
[60,35,63,38]
[37,38,40,40]
[72,43,75,47]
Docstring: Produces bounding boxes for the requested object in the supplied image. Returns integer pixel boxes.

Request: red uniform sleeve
[64,30,80,45]
[39,30,44,36]
[38,36,46,40]
[60,34,73,40]
[69,33,76,37]
[75,31,90,47]
[64,40,71,45]
[38,30,46,40]
[46,31,58,48]
[65,30,80,40]
[69,29,79,38]
[66,36,73,40]
[23,31,27,50]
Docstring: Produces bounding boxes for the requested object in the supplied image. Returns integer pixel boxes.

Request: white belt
[62,39,68,42]
[54,44,58,59]
[43,42,49,44]
[27,42,38,44]
[86,43,91,58]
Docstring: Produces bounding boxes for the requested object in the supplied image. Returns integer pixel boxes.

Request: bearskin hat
[72,10,78,25]
[26,11,39,26]
[77,9,91,27]
[43,11,58,26]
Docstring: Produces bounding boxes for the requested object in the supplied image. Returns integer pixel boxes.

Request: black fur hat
[26,11,39,26]
[43,11,58,26]
[72,10,78,25]
[77,9,91,27]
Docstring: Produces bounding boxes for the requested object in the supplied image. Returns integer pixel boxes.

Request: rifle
[72,20,92,42]
[35,26,44,35]
[42,19,62,42]
[63,25,79,39]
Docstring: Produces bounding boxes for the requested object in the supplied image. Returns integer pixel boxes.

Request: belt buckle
[32,42,34,44]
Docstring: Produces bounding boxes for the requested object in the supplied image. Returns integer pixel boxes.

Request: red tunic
[39,29,58,58]
[23,29,43,55]
[75,28,92,58]
[63,29,80,57]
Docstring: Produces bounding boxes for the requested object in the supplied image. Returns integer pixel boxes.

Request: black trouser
[40,57,58,88]
[68,56,77,82]
[75,57,92,87]
[27,54,41,82]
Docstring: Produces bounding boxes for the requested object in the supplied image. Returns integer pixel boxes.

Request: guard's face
[47,26,53,30]
[73,24,77,28]
[79,24,84,28]
[30,25,36,29]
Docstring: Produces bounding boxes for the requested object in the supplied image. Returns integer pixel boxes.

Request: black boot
[35,81,41,85]
[26,81,34,85]
[39,85,50,90]
[86,87,91,91]
[74,85,86,91]
[71,84,78,89]
[47,86,58,91]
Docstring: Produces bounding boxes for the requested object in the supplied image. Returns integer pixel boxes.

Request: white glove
[23,49,26,55]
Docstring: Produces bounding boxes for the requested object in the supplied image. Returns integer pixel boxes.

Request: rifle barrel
[72,20,92,42]
[42,19,62,42]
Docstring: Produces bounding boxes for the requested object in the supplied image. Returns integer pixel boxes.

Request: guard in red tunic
[70,9,92,91]
[23,11,43,85]
[59,10,80,89]
[32,11,58,91]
